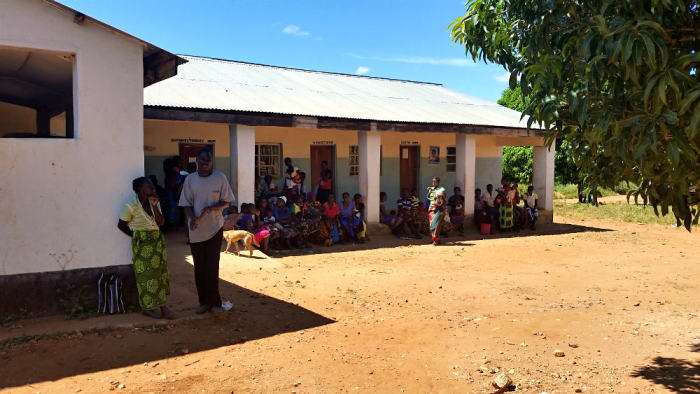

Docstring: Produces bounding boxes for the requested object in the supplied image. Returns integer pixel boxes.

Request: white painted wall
[0,0,145,275]
[229,124,256,205]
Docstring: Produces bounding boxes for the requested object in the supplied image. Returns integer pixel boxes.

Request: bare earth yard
[1,214,698,393]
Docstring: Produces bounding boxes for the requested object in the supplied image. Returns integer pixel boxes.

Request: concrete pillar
[455,134,476,218]
[229,124,256,206]
[358,127,381,223]
[532,144,555,211]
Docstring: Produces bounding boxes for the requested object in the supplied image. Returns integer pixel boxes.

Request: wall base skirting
[0,264,138,318]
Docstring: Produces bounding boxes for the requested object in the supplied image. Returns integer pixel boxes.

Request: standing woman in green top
[117,177,175,320]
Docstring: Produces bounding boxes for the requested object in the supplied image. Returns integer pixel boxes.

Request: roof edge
[179,54,444,86]
[44,0,186,86]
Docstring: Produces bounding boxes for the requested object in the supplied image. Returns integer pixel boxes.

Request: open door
[310,145,335,195]
[400,145,419,194]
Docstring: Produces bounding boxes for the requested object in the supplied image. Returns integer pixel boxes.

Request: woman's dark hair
[353,193,361,200]
[380,192,387,198]
[342,192,350,198]
[132,176,150,193]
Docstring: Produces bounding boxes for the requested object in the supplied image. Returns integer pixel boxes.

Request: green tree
[502,145,533,185]
[497,87,529,112]
[498,88,580,186]
[451,0,699,229]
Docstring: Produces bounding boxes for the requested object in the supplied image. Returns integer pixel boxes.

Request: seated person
[523,185,538,230]
[511,182,526,230]
[323,193,341,244]
[473,188,490,229]
[448,186,465,210]
[379,192,402,231]
[397,189,421,238]
[339,192,357,241]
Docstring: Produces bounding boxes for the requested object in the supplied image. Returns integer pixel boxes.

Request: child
[524,185,539,230]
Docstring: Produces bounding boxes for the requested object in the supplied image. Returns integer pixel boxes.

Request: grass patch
[554,183,623,199]
[555,200,679,225]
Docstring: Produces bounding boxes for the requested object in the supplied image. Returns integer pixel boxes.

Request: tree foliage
[451,0,699,229]
[499,88,581,185]
[502,145,533,185]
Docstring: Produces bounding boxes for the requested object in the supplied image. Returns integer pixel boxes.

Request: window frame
[255,143,282,178]
[446,146,457,172]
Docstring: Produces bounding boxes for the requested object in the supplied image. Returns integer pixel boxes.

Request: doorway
[179,143,214,172]
[310,145,335,195]
[400,145,419,195]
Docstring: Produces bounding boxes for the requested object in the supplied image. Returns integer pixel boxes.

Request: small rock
[554,349,565,357]
[117,384,125,389]
[575,389,582,393]
[493,373,512,389]
[180,348,189,355]
[568,343,579,348]
[478,364,491,374]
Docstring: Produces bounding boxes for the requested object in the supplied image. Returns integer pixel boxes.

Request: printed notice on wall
[170,138,216,143]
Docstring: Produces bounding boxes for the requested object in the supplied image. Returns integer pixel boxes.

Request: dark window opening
[0,46,75,138]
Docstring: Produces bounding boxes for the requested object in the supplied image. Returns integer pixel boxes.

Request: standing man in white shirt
[179,149,235,314]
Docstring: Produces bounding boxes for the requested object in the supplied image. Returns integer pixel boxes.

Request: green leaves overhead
[451,0,700,230]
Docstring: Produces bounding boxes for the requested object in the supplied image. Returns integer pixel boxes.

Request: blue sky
[59,0,511,102]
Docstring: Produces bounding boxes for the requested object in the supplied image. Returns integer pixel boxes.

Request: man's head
[284,157,292,167]
[528,185,534,194]
[196,149,213,176]
[475,188,481,199]
[401,189,409,199]
[454,186,462,196]
[486,184,493,193]
[264,174,272,183]
[321,160,328,169]
[380,192,387,202]
[432,177,440,188]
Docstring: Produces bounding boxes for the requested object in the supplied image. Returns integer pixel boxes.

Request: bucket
[480,223,491,235]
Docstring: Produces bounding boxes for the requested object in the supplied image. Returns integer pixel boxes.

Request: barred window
[256,143,281,177]
[446,146,457,172]
[349,145,359,176]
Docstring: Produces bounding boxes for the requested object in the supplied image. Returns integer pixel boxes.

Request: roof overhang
[44,0,186,87]
[143,106,546,138]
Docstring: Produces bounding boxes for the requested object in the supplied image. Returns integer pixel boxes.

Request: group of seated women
[228,191,367,253]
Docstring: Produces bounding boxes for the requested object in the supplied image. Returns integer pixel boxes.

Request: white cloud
[494,72,511,82]
[355,66,370,75]
[282,25,311,37]
[347,53,474,67]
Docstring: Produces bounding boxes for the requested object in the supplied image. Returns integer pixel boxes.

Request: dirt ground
[1,215,699,393]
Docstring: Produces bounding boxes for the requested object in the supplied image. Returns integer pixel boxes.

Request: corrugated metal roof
[144,55,533,129]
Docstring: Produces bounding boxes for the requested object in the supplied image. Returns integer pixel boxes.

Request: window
[256,143,282,177]
[350,145,383,176]
[349,145,359,176]
[446,146,457,172]
[0,46,74,138]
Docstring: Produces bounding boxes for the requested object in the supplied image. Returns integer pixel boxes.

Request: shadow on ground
[0,237,334,389]
[630,343,700,393]
[266,221,613,257]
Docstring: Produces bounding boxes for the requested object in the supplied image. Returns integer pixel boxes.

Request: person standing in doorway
[316,160,333,203]
[179,149,235,314]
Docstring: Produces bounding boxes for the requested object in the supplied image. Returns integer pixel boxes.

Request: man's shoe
[195,305,210,314]
[210,306,224,314]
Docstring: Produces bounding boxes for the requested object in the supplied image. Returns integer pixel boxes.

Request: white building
[0,1,554,316]
[0,0,182,314]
